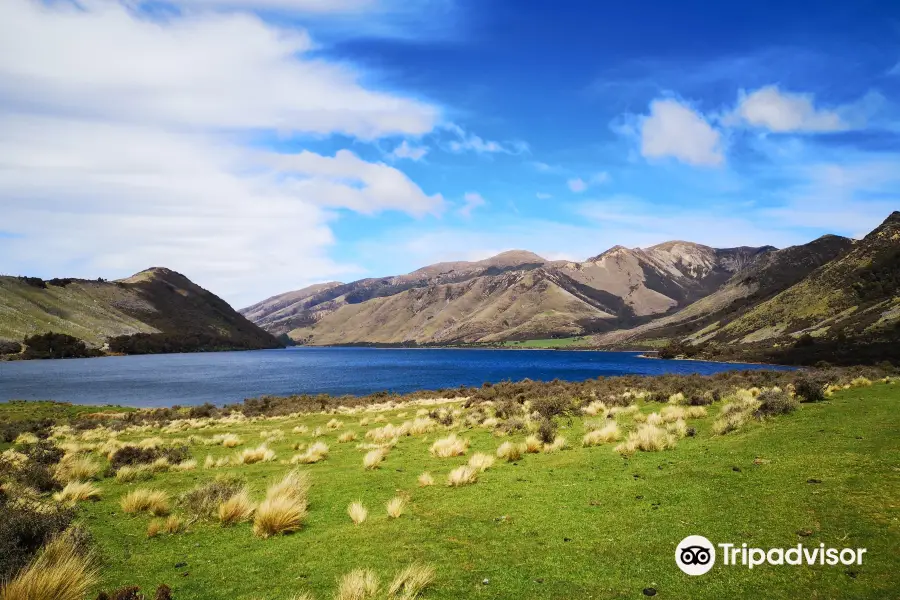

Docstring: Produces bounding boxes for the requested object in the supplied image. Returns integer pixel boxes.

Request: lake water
[0,347,792,408]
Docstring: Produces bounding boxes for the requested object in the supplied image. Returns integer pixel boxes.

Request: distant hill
[0,268,281,357]
[242,243,772,345]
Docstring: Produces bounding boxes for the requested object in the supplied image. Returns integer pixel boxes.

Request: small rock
[181,572,190,577]
[535,578,544,583]
[563,537,571,542]
[807,478,822,484]
[796,529,813,537]
[643,588,657,596]
[174,562,187,569]
[482,579,489,585]
[732,466,742,472]
[635,495,644,500]
[845,569,859,579]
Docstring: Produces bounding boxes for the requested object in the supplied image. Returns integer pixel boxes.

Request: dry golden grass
[348,501,368,525]
[326,418,344,430]
[496,441,524,462]
[523,435,543,454]
[268,469,311,503]
[221,433,242,448]
[146,520,161,538]
[666,419,688,438]
[338,431,358,443]
[366,423,403,444]
[53,481,100,505]
[292,425,309,435]
[335,568,379,600]
[235,444,276,465]
[543,436,568,453]
[386,496,406,518]
[646,412,664,427]
[290,441,329,464]
[667,392,686,404]
[218,489,255,525]
[53,455,101,483]
[417,472,434,487]
[387,564,435,600]
[114,464,153,482]
[253,495,308,538]
[0,533,97,600]
[447,465,478,487]
[467,452,495,472]
[429,434,469,458]
[172,459,197,471]
[407,417,436,435]
[582,422,621,446]
[851,376,873,387]
[614,424,674,455]
[13,432,40,445]
[120,489,170,516]
[363,449,387,470]
[162,515,182,534]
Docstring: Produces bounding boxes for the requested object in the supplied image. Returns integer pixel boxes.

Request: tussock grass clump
[496,441,524,462]
[429,434,469,458]
[581,400,607,416]
[326,419,344,430]
[614,424,674,455]
[417,472,434,487]
[467,452,495,472]
[407,417,436,435]
[234,444,276,465]
[667,392,686,404]
[712,394,761,435]
[172,459,197,471]
[348,501,368,525]
[335,568,379,600]
[338,431,358,443]
[204,455,230,469]
[387,563,435,600]
[162,515,182,534]
[363,449,387,470]
[147,520,161,538]
[259,429,285,441]
[114,464,153,482]
[292,425,309,435]
[582,423,620,446]
[543,436,568,453]
[447,465,478,487]
[53,455,101,484]
[218,489,255,525]
[0,532,97,600]
[120,489,170,516]
[254,496,308,538]
[386,496,406,518]
[253,470,310,538]
[53,482,100,505]
[645,412,664,427]
[366,424,403,444]
[665,419,687,439]
[523,435,543,454]
[291,441,329,465]
[220,434,242,448]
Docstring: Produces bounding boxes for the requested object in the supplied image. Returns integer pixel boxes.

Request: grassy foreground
[44,383,896,599]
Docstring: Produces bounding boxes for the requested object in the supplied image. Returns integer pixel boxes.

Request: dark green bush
[537,417,557,444]
[181,476,245,519]
[793,374,829,403]
[754,389,799,418]
[0,495,74,581]
[109,444,190,471]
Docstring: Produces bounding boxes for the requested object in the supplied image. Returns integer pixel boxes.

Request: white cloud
[734,86,846,133]
[458,192,486,218]
[390,140,428,161]
[0,0,447,306]
[445,124,529,155]
[568,178,588,193]
[640,98,724,167]
[0,0,440,139]
[174,0,378,11]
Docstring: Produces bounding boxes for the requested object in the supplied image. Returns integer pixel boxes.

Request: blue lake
[0,347,792,408]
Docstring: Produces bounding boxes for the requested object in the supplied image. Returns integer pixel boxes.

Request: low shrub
[0,499,75,582]
[793,374,829,403]
[754,389,799,418]
[181,476,244,520]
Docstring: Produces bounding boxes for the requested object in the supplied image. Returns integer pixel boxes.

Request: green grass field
[0,400,134,423]
[37,382,895,599]
[500,337,588,348]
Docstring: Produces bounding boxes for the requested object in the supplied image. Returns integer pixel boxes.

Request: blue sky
[0,0,898,305]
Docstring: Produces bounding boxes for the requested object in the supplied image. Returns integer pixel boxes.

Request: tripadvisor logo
[675,535,867,576]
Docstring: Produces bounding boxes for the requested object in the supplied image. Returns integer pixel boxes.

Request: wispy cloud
[390,140,429,161]
[458,191,486,217]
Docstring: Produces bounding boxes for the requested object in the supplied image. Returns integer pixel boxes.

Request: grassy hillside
[4,379,896,598]
[0,268,281,355]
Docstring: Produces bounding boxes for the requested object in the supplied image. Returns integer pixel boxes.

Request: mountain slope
[244,244,771,345]
[592,233,854,347]
[0,268,281,353]
[707,212,900,346]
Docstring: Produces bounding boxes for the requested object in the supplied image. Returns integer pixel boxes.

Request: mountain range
[2,212,897,364]
[242,211,900,363]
